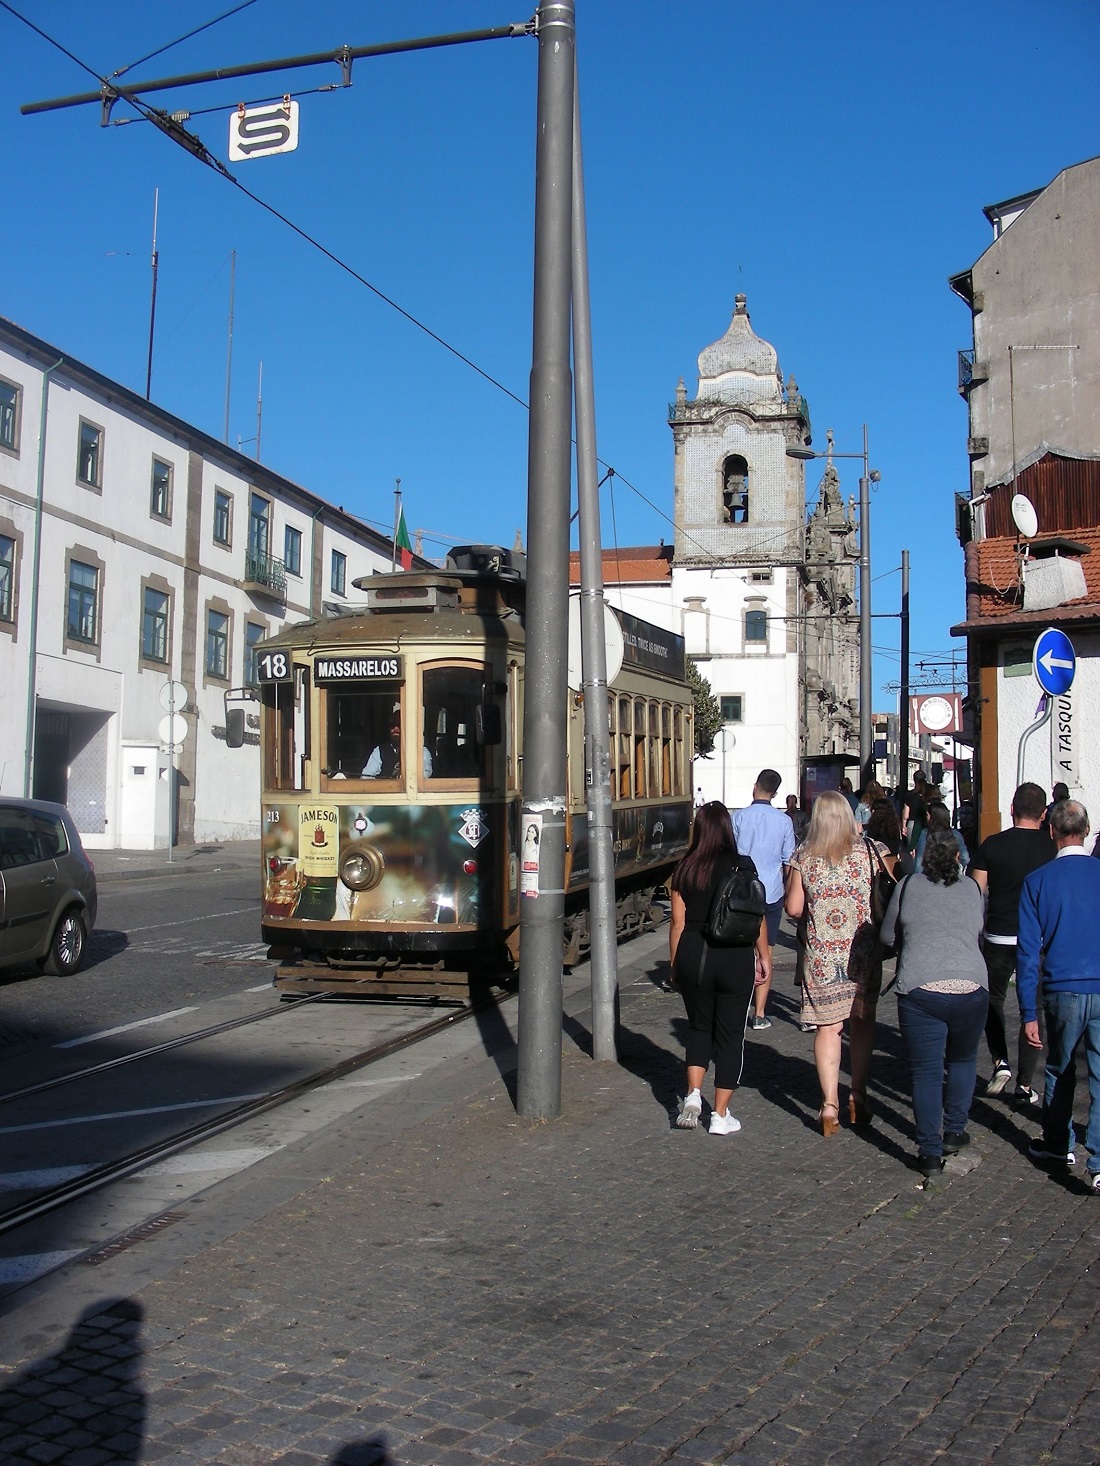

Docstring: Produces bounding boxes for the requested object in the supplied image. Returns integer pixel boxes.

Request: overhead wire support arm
[21,20,537,117]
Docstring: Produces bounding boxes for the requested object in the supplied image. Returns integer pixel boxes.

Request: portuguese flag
[395,506,413,570]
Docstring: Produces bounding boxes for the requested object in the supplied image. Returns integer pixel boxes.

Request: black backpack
[703,856,767,948]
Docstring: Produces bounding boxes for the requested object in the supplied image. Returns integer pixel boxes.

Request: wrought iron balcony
[243,550,287,599]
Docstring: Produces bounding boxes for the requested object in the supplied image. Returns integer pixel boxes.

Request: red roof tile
[953,530,1100,637]
[568,545,672,585]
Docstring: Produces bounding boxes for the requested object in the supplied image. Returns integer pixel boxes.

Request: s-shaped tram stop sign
[1017,627,1077,787]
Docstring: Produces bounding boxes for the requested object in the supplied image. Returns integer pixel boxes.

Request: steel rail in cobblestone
[0,994,494,1238]
[0,990,326,1107]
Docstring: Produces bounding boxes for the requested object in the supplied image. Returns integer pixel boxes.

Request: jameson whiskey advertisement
[294,805,339,921]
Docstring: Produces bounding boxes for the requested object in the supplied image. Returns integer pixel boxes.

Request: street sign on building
[228,98,300,161]
[1033,627,1076,697]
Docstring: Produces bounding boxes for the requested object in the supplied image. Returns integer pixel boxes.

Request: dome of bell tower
[696,294,781,403]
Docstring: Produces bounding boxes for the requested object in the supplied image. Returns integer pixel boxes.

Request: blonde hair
[804,790,861,866]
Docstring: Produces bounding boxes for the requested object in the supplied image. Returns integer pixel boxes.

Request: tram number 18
[257,651,291,683]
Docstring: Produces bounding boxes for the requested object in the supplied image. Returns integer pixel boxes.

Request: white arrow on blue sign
[1033,626,1076,696]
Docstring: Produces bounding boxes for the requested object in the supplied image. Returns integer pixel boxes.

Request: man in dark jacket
[969,782,1055,1106]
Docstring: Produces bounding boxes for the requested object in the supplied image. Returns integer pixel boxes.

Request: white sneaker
[985,1062,1012,1096]
[676,1089,702,1129]
[708,1109,742,1136]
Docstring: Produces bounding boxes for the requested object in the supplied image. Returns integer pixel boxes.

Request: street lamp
[787,426,881,783]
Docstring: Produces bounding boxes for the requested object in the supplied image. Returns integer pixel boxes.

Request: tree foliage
[686,658,723,756]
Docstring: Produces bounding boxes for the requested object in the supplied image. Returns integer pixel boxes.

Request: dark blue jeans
[1042,990,1100,1173]
[898,987,989,1158]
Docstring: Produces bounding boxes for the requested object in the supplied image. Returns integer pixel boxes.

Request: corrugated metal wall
[986,453,1100,536]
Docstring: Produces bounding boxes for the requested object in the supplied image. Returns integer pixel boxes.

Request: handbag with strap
[865,836,897,931]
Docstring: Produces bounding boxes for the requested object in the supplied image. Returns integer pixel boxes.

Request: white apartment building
[0,315,400,848]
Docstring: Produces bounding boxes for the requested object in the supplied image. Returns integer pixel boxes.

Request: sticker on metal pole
[520,814,542,899]
[1033,627,1076,697]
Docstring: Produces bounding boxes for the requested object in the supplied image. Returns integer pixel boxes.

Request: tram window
[634,697,647,798]
[616,696,632,798]
[324,683,404,782]
[263,676,308,792]
[423,665,488,781]
[661,704,673,796]
[649,703,661,796]
[673,706,685,795]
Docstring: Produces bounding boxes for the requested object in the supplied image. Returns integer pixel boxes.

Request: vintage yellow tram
[255,547,693,996]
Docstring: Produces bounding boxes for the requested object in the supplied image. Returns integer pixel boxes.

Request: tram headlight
[339,842,385,891]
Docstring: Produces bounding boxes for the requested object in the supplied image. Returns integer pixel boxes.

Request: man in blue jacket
[1017,799,1100,1189]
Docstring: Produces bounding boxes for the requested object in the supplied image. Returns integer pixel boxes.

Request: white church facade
[574,295,861,810]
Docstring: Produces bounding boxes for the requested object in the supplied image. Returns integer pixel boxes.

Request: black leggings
[676,932,756,1091]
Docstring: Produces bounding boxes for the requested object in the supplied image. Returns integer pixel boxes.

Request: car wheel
[43,908,87,976]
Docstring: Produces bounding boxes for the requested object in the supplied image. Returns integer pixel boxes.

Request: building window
[244,622,266,685]
[720,695,743,723]
[67,560,99,643]
[0,379,20,453]
[749,569,772,584]
[284,525,302,577]
[0,535,14,621]
[248,492,270,557]
[142,587,169,663]
[331,549,347,596]
[745,609,767,644]
[722,455,749,523]
[150,458,172,519]
[213,488,232,546]
[206,609,230,680]
[77,420,103,488]
[1002,643,1033,678]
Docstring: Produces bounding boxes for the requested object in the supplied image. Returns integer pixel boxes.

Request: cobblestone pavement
[1,928,1098,1464]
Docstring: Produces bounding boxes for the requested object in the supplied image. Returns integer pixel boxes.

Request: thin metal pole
[22,26,533,115]
[392,479,401,571]
[858,423,872,784]
[255,361,263,462]
[517,0,575,1121]
[224,248,235,443]
[145,188,159,400]
[899,549,910,796]
[571,57,617,1062]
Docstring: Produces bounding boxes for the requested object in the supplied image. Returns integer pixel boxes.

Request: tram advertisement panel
[566,800,691,890]
[262,802,499,928]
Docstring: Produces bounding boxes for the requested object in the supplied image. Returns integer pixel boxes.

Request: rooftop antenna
[223,248,235,444]
[145,187,159,399]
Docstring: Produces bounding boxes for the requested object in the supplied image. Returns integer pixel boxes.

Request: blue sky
[2,1,1097,712]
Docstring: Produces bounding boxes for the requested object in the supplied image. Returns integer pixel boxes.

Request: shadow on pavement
[0,1297,144,1460]
[330,1437,395,1464]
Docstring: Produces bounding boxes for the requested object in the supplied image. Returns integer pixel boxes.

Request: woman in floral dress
[785,790,895,1134]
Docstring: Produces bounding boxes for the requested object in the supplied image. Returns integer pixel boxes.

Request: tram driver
[362,709,433,780]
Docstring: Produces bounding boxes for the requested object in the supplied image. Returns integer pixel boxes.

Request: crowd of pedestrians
[666,772,1100,1192]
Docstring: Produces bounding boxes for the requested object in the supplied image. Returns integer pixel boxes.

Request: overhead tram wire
[11,2,807,564]
[109,0,266,81]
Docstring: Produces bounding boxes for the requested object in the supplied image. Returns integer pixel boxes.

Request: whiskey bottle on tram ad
[296,806,340,922]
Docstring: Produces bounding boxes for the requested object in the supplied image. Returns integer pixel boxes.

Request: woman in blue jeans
[879,831,988,1176]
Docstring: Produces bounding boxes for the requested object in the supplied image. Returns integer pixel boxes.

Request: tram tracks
[0,991,494,1241]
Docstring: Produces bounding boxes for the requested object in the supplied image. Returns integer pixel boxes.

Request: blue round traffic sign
[1033,627,1076,696]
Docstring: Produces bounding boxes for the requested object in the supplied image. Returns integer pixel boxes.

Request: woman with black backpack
[668,802,770,1136]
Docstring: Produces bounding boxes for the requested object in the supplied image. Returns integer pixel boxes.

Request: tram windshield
[323,680,405,783]
[423,664,489,781]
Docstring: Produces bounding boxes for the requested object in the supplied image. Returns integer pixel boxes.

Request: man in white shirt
[732,769,795,1031]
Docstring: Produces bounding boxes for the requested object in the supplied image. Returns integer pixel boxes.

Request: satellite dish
[1011,493,1039,540]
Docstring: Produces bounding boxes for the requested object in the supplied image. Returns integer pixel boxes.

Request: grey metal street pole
[858,423,872,783]
[571,60,618,1063]
[899,548,910,794]
[517,0,575,1120]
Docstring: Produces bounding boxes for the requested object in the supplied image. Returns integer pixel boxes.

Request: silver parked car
[0,798,98,975]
